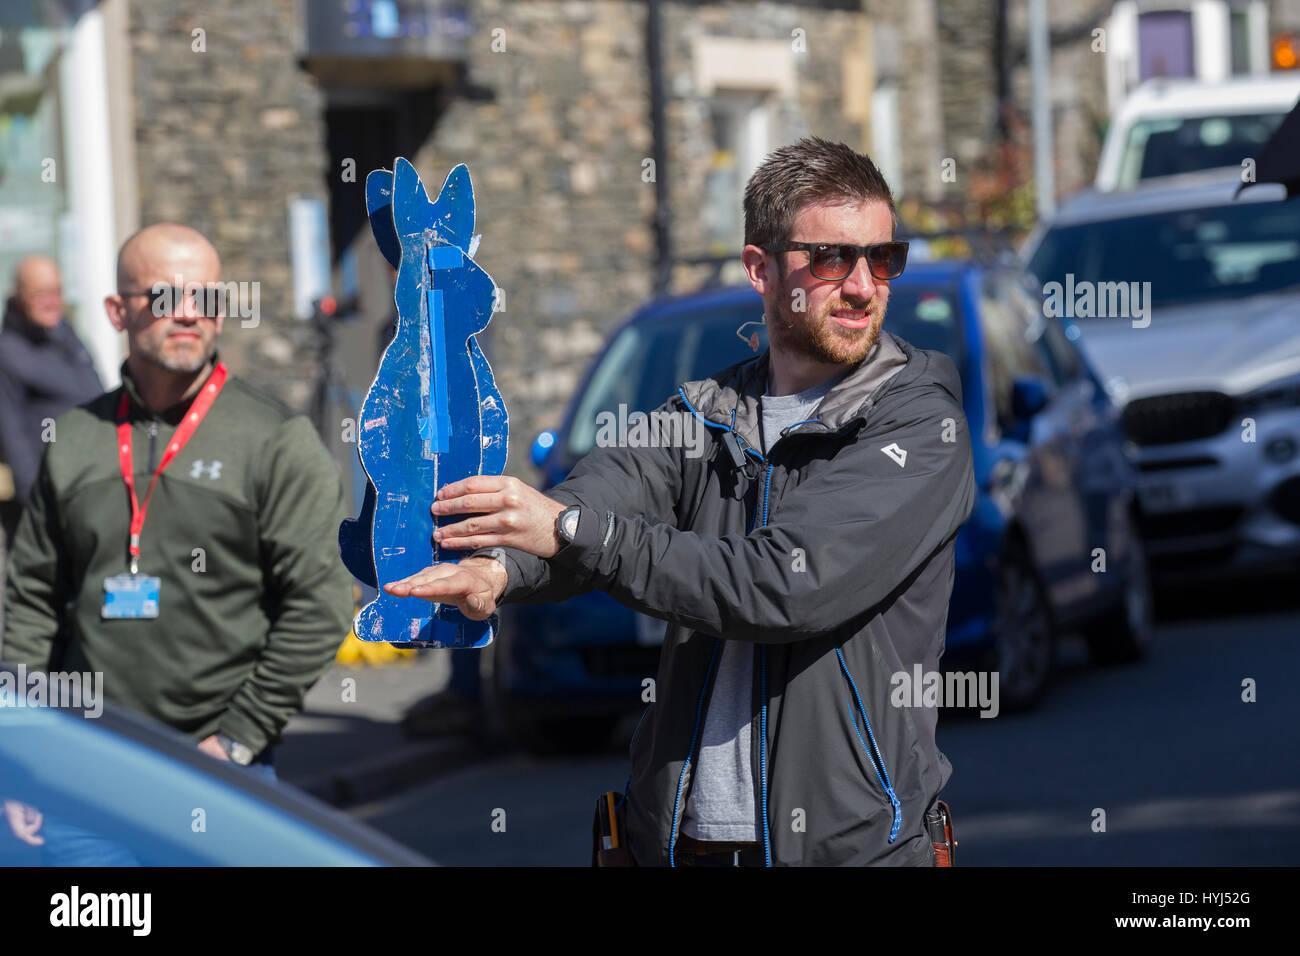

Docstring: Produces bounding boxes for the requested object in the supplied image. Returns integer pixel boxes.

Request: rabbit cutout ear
[374,160,477,256]
[430,164,476,254]
[390,157,436,240]
[365,168,401,269]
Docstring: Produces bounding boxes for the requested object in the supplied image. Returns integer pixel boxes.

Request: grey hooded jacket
[480,331,976,866]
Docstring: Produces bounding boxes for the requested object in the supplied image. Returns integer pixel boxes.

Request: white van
[1095,75,1300,191]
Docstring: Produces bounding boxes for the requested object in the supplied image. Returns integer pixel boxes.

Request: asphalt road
[348,572,1300,866]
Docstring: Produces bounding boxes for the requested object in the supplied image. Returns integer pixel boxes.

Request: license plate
[1139,480,1192,511]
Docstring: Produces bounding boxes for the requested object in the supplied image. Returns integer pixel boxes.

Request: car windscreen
[1025,199,1300,312]
[0,700,421,866]
[566,303,768,458]
[1117,112,1285,188]
[564,285,964,459]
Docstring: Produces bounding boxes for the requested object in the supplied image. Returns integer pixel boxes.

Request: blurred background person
[0,255,102,640]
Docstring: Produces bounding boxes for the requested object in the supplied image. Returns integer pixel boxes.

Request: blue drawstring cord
[836,648,902,842]
[761,644,771,865]
[755,461,774,866]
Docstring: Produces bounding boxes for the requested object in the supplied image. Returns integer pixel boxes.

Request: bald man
[4,224,353,800]
[0,256,102,509]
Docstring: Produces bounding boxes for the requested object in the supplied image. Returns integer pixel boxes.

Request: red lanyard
[116,362,228,574]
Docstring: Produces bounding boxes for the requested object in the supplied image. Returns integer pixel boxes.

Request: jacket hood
[678,331,962,452]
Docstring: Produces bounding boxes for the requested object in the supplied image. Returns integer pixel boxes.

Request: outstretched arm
[386,398,689,610]
[393,388,974,643]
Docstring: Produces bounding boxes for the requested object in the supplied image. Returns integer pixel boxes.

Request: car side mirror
[530,429,557,468]
[1011,376,1050,420]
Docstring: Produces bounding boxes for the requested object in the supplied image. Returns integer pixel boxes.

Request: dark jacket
[2,358,355,754]
[482,331,977,866]
[0,305,103,504]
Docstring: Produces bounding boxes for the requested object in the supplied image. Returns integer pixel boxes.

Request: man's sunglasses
[119,284,224,319]
[766,240,909,281]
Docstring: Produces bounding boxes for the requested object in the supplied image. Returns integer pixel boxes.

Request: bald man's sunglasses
[119,285,224,318]
[767,240,909,281]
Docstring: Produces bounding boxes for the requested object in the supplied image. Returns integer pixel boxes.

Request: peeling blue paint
[338,158,510,648]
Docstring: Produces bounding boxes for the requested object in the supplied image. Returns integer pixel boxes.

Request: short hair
[743,136,899,252]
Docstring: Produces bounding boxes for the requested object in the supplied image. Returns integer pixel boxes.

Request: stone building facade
[128,0,331,402]
[935,0,1112,206]
[120,0,965,489]
[113,0,1130,493]
[410,0,927,462]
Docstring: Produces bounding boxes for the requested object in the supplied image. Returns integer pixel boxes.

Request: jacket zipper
[147,420,159,472]
[668,639,721,866]
[667,393,768,866]
[674,389,814,867]
[836,648,903,842]
[756,460,773,866]
[668,375,906,863]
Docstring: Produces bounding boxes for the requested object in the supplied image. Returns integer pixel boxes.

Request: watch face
[562,508,580,540]
[222,737,254,765]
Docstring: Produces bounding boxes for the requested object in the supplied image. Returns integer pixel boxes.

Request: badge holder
[103,552,160,620]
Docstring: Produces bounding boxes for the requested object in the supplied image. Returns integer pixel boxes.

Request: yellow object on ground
[335,629,419,667]
[334,586,418,666]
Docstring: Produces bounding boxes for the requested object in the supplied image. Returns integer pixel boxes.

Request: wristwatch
[215,732,255,766]
[555,505,582,548]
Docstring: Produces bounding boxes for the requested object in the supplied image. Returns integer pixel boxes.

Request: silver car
[1022,170,1300,577]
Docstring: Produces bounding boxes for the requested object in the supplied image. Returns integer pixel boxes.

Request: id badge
[103,574,161,619]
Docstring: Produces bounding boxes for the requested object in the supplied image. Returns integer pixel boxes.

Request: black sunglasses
[767,240,909,281]
[119,284,225,319]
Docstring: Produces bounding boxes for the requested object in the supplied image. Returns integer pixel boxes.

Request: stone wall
[412,0,653,465]
[1006,0,1110,200]
[410,0,911,475]
[1275,0,1300,29]
[126,0,951,482]
[129,0,329,407]
[934,0,1109,206]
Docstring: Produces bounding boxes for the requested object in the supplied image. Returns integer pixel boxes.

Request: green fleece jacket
[2,358,354,754]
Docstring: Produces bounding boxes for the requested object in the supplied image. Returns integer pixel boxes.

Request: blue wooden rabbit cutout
[339,158,508,648]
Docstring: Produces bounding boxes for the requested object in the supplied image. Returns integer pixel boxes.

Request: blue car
[0,663,431,866]
[485,261,1151,751]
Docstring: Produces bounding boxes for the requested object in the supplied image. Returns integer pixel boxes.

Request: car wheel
[1083,515,1155,665]
[989,537,1057,712]
[480,616,619,755]
[511,714,620,755]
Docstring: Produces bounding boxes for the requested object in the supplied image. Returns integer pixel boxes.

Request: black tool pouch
[925,799,957,867]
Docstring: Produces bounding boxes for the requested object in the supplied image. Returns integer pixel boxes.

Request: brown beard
[767,271,885,366]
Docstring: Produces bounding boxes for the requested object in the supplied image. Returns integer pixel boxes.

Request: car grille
[1137,505,1244,540]
[1122,392,1235,446]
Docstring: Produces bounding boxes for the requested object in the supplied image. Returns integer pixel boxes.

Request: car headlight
[1103,374,1130,404]
[1238,376,1300,415]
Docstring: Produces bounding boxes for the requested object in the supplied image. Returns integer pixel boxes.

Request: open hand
[384,555,509,619]
[430,475,567,558]
[197,735,231,761]
[3,800,44,846]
